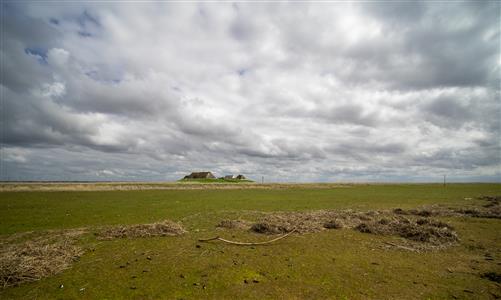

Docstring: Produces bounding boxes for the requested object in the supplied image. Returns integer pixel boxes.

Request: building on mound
[183,172,216,179]
[221,174,247,180]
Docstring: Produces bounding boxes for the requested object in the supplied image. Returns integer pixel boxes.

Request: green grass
[0,183,500,299]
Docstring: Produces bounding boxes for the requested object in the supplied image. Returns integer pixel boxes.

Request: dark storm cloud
[1,2,499,182]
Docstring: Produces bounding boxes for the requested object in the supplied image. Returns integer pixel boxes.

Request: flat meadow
[0,183,500,299]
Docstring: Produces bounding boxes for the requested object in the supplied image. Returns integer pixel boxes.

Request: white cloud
[1,2,499,182]
[47,48,70,67]
[3,148,30,164]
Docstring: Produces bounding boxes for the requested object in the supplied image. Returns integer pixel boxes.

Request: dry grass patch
[0,230,85,288]
[393,208,436,217]
[246,210,382,234]
[0,182,352,192]
[323,219,344,229]
[96,220,186,240]
[1,220,186,288]
[218,208,461,250]
[454,196,501,219]
[216,219,251,230]
[250,222,289,234]
[355,217,458,245]
[246,210,458,245]
[392,195,501,219]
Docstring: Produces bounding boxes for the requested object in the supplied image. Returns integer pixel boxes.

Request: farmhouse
[222,174,247,180]
[183,171,216,179]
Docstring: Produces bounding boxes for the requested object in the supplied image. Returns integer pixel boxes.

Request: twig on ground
[198,229,297,245]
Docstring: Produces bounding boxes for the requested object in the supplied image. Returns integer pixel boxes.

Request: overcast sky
[1,1,500,182]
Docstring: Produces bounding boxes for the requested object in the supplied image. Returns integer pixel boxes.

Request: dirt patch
[0,230,85,288]
[96,220,186,240]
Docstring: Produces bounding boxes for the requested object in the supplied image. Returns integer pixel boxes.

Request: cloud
[1,2,499,182]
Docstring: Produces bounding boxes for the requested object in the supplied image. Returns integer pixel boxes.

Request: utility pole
[262,176,264,184]
[443,175,446,187]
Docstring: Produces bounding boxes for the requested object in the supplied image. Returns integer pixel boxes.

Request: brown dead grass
[393,208,436,217]
[355,217,458,245]
[0,182,352,192]
[1,220,186,288]
[323,219,344,229]
[0,230,85,288]
[246,210,384,234]
[454,195,501,219]
[392,195,501,219]
[217,219,252,230]
[96,220,186,240]
[216,195,499,250]
[219,208,461,250]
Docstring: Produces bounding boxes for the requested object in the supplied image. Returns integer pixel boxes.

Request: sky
[0,1,500,182]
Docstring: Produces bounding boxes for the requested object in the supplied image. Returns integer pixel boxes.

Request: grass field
[0,183,500,299]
